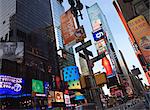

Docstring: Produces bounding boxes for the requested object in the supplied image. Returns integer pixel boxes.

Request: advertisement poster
[60,9,76,45]
[64,95,71,105]
[128,15,150,64]
[32,79,44,93]
[0,42,24,63]
[55,91,64,102]
[95,39,108,55]
[86,3,102,31]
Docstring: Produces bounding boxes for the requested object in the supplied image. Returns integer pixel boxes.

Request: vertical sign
[128,15,150,64]
[60,9,76,45]
[86,3,102,31]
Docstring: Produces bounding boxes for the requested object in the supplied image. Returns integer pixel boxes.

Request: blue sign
[0,74,24,95]
[63,66,80,82]
[92,29,105,41]
[44,82,49,94]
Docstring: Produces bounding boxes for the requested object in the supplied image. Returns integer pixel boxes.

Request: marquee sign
[0,74,23,95]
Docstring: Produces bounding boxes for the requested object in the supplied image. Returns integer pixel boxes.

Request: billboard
[92,29,105,41]
[0,42,24,63]
[94,72,107,86]
[0,74,23,95]
[68,80,81,90]
[95,39,108,55]
[86,3,102,31]
[128,15,150,64]
[55,91,64,102]
[60,9,76,45]
[32,79,44,93]
[63,66,80,82]
[64,95,71,105]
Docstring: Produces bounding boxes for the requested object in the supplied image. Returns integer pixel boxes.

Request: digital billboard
[63,66,80,82]
[32,79,44,93]
[128,15,150,64]
[55,91,64,102]
[0,42,24,63]
[68,80,81,90]
[0,74,23,95]
[64,95,71,105]
[95,39,108,55]
[60,9,76,45]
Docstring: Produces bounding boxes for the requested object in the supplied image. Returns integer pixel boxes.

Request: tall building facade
[113,0,150,84]
[50,0,65,50]
[0,0,60,109]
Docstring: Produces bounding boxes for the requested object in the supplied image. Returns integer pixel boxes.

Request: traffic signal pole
[68,0,104,109]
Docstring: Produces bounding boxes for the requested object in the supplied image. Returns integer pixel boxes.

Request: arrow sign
[79,53,86,59]
[75,40,92,53]
[84,49,93,57]
[91,52,105,63]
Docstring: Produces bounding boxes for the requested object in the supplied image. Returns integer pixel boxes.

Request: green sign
[32,79,44,93]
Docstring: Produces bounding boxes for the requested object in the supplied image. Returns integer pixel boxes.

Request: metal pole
[68,1,104,109]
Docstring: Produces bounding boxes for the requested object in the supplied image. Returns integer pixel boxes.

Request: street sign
[84,49,93,57]
[92,29,105,41]
[75,40,92,53]
[91,52,105,63]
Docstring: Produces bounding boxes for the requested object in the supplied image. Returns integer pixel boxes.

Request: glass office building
[0,0,60,109]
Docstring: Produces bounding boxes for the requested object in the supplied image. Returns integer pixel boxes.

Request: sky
[62,0,149,86]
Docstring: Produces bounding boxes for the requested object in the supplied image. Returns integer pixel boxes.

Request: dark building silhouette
[0,0,60,109]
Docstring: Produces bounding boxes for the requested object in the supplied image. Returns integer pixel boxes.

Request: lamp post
[68,0,104,109]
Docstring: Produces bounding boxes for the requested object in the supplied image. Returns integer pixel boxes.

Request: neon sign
[0,75,23,94]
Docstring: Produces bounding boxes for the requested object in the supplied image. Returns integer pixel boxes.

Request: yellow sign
[128,15,150,64]
[94,72,107,86]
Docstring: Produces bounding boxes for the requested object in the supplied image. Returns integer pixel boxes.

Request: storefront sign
[0,74,23,94]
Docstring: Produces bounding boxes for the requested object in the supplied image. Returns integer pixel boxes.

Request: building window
[144,0,149,8]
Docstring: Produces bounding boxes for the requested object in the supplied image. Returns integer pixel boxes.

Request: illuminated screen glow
[68,80,81,90]
[0,74,23,95]
[63,66,80,82]
[32,79,44,93]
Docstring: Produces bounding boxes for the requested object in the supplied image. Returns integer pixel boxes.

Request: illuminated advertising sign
[92,29,105,41]
[32,79,44,93]
[86,3,102,31]
[63,66,80,82]
[0,75,23,95]
[94,72,107,86]
[95,39,108,55]
[60,9,76,45]
[128,15,150,64]
[68,80,81,90]
[55,91,64,102]
[64,95,71,105]
[0,42,24,63]
[44,82,49,94]
[102,56,113,77]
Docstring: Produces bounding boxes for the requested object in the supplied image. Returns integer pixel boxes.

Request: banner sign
[60,9,76,45]
[128,15,150,64]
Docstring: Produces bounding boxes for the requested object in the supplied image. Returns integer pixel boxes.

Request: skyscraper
[50,0,65,50]
[0,0,60,109]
